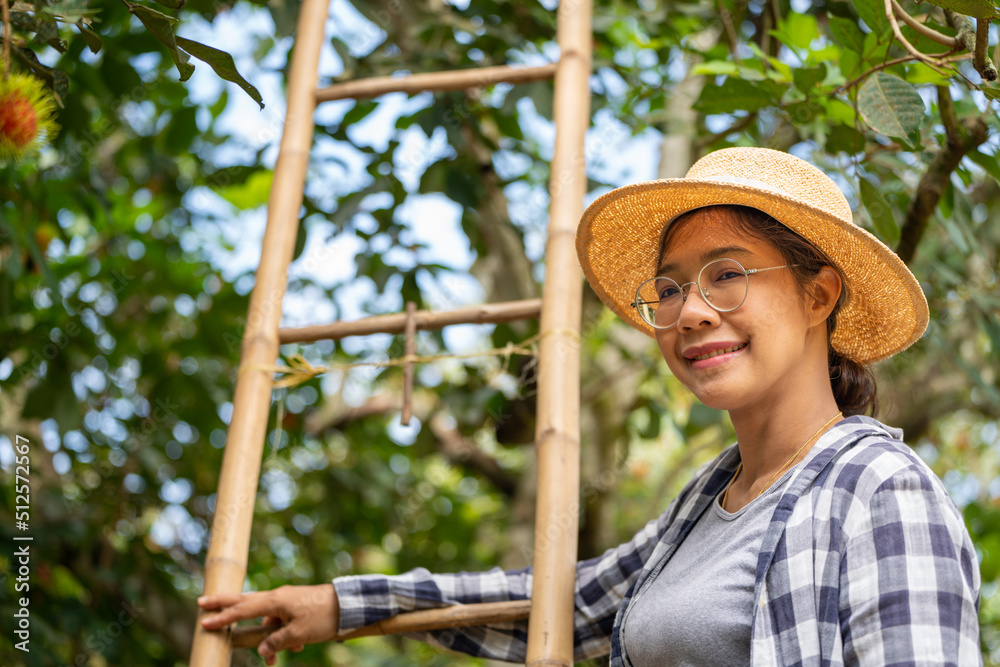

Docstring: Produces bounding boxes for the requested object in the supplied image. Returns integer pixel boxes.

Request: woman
[199,147,980,665]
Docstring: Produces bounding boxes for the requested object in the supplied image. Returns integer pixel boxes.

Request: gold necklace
[721,412,843,511]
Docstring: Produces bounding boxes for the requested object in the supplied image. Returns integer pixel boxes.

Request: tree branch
[945,10,998,81]
[975,18,996,81]
[890,0,957,48]
[895,86,990,264]
[885,0,948,68]
[938,83,961,141]
[716,0,739,56]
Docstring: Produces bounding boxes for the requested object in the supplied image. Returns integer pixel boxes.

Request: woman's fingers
[196,592,246,610]
[199,593,280,629]
[257,623,303,660]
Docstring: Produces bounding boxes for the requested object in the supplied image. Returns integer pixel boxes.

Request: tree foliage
[1,0,999,665]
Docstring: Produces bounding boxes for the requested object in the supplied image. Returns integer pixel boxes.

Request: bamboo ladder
[189,0,592,664]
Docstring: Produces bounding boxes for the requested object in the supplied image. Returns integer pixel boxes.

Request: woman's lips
[685,342,748,370]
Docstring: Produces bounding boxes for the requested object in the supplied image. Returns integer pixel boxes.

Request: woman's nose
[676,285,720,330]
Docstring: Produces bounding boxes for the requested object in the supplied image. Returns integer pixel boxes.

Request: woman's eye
[714,270,743,282]
[658,286,680,300]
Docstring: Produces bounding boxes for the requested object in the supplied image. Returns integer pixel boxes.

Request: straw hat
[575,147,928,364]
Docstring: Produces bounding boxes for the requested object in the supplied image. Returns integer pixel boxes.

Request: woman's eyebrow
[656,246,753,276]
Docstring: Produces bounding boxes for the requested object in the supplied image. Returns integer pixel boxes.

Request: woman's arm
[197,508,671,664]
[335,509,670,662]
[839,467,981,666]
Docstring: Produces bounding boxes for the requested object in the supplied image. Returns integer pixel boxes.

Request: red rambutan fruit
[0,72,59,162]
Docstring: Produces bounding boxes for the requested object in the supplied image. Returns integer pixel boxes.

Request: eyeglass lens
[635,258,750,329]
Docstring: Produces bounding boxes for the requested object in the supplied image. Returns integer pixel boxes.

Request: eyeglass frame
[630,258,798,330]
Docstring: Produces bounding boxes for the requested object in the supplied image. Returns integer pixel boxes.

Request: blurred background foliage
[1,0,999,665]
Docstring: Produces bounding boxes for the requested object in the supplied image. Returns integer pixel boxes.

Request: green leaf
[38,0,97,22]
[981,87,1000,101]
[215,170,274,210]
[853,0,890,37]
[165,106,198,148]
[175,37,264,109]
[857,72,924,137]
[490,108,523,141]
[839,48,861,78]
[901,21,958,55]
[76,21,102,53]
[210,89,229,117]
[786,100,821,123]
[828,15,865,54]
[793,64,827,93]
[35,18,65,53]
[292,220,308,261]
[859,177,900,245]
[10,10,39,32]
[692,61,769,82]
[920,0,999,19]
[127,3,195,81]
[826,124,867,154]
[967,150,1000,184]
[342,100,378,127]
[938,210,970,254]
[152,0,187,8]
[825,98,859,125]
[691,60,740,77]
[773,12,819,50]
[904,62,952,85]
[745,42,793,81]
[693,78,787,114]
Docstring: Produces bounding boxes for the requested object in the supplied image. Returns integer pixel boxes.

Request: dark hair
[658,205,878,417]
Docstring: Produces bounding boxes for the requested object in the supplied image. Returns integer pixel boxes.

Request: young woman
[199,147,981,665]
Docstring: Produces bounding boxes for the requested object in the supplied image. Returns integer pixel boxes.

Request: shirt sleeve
[333,509,672,662]
[839,466,981,666]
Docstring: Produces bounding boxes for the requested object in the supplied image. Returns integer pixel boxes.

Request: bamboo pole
[316,63,556,102]
[231,599,532,648]
[524,0,592,665]
[188,1,330,664]
[278,298,543,343]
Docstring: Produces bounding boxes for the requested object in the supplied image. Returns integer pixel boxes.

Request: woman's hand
[198,584,340,666]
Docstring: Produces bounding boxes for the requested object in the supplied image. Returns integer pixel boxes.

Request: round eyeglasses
[631,258,795,330]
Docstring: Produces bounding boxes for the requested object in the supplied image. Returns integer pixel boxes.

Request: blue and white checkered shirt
[334,416,981,665]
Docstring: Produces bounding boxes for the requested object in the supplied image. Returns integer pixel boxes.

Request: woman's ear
[807,266,842,326]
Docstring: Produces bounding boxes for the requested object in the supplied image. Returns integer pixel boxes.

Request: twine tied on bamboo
[237,331,550,390]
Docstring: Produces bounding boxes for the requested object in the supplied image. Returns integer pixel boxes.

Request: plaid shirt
[334,416,981,665]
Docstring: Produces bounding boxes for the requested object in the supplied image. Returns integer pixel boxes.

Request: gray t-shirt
[620,467,794,666]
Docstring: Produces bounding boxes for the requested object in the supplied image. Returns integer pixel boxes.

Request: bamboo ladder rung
[278,298,543,343]
[315,63,557,103]
[230,599,532,648]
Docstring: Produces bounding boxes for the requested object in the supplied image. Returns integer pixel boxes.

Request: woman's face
[653,209,822,414]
